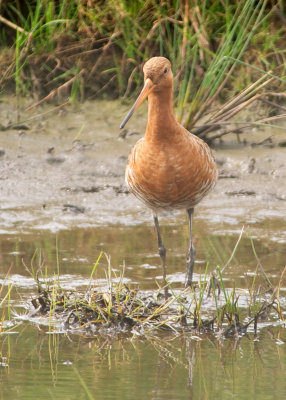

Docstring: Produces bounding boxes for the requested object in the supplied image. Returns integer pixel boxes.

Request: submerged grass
[0,1,285,141]
[12,232,285,340]
[0,269,13,336]
[0,284,13,327]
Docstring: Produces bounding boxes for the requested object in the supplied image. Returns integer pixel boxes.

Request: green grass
[0,284,13,312]
[16,230,285,339]
[0,0,285,139]
[0,270,13,335]
[0,227,284,339]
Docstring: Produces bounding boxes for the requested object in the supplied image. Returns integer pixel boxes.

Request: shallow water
[1,325,285,400]
[0,97,286,399]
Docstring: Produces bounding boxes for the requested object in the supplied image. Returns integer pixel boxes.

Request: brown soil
[0,96,286,239]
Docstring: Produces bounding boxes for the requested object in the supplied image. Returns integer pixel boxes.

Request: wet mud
[0,96,286,238]
[1,97,286,400]
[0,95,285,323]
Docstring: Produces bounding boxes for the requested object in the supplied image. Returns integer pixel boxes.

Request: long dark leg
[185,208,196,287]
[153,212,168,299]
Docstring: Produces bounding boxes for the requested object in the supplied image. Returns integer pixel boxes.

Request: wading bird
[120,57,218,297]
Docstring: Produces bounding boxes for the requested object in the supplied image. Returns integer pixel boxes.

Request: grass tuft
[16,235,285,339]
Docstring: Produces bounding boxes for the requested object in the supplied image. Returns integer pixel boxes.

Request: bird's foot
[163,285,169,300]
[157,285,171,301]
[184,279,193,289]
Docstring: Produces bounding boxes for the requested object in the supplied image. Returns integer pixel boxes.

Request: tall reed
[0,0,285,135]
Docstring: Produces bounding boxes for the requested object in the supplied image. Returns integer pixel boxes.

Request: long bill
[120,78,153,129]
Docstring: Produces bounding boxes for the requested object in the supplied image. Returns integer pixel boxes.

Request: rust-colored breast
[125,127,218,211]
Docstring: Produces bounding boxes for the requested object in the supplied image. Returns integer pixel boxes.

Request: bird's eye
[164,67,168,74]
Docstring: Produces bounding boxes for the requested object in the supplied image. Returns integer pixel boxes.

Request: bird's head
[120,57,172,129]
[143,57,173,91]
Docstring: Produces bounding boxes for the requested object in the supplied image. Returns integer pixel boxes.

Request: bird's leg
[185,208,196,287]
[153,212,168,299]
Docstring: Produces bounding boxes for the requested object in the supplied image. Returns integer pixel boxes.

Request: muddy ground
[0,96,285,242]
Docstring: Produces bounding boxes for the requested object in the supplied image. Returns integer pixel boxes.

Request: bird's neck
[145,89,177,142]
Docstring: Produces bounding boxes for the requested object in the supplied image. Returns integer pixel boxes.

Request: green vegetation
[0,1,285,139]
[10,232,284,338]
[0,274,13,334]
[0,229,284,338]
